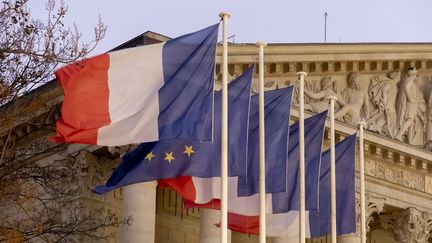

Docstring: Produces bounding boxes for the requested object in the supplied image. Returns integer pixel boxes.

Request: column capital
[355,193,386,236]
[380,207,432,243]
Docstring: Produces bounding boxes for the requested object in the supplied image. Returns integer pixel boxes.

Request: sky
[27,0,432,56]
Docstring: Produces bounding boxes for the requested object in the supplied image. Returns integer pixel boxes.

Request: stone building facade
[3,31,432,242]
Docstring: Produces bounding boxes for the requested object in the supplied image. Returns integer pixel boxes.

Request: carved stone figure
[408,77,427,146]
[426,83,432,150]
[395,68,424,143]
[335,72,370,123]
[368,71,401,138]
[304,76,339,113]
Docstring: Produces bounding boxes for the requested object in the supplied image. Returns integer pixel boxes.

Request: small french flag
[51,24,218,146]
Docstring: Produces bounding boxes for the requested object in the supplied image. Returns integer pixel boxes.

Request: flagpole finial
[219,11,231,19]
[256,41,267,47]
[357,121,367,127]
[328,96,337,101]
[296,71,308,77]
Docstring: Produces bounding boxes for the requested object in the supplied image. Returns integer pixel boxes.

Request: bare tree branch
[0,1,126,242]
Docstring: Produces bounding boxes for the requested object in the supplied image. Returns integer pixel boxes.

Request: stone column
[199,209,231,243]
[121,181,157,243]
[380,207,432,243]
[106,146,157,242]
[337,233,360,243]
[273,236,299,243]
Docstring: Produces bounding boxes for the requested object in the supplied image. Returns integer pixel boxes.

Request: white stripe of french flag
[51,24,218,146]
[158,176,312,237]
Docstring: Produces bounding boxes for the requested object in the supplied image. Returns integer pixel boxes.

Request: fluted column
[121,181,157,242]
[273,236,299,243]
[106,146,157,242]
[337,233,360,243]
[380,207,432,243]
[199,208,231,243]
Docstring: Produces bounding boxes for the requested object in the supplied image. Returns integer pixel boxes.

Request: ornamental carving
[355,193,386,233]
[365,156,425,192]
[380,207,432,243]
[297,66,432,151]
[61,150,121,201]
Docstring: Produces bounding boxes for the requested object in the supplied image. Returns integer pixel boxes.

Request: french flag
[51,24,218,146]
[92,66,254,194]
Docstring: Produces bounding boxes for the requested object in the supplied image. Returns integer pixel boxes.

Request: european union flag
[194,66,254,177]
[93,66,253,194]
[309,134,357,237]
[271,111,327,213]
[237,86,294,197]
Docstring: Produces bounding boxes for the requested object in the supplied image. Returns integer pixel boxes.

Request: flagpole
[219,11,230,243]
[297,71,307,243]
[358,121,367,243]
[256,41,267,243]
[328,96,337,243]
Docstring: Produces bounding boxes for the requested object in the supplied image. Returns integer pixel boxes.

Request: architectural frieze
[364,154,425,192]
[364,176,432,209]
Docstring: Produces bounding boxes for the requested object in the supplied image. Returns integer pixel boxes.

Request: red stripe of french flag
[159,176,308,237]
[53,53,110,144]
[52,43,165,145]
[158,176,266,235]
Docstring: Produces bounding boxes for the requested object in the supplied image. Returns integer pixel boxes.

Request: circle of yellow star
[145,151,156,162]
[183,145,195,158]
[164,152,175,164]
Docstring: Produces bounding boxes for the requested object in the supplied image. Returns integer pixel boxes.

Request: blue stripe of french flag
[51,24,218,146]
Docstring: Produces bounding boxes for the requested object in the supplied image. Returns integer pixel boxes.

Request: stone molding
[365,153,425,192]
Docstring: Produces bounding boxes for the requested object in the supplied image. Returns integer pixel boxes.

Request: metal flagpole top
[296,71,308,77]
[357,121,367,127]
[219,11,231,18]
[256,41,267,47]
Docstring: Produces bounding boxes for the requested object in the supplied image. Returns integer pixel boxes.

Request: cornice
[217,43,432,56]
[364,175,432,212]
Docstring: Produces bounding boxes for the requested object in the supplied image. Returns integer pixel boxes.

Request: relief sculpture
[299,66,432,150]
[368,71,400,138]
[304,76,339,113]
[427,85,432,150]
[335,72,370,123]
[395,67,426,145]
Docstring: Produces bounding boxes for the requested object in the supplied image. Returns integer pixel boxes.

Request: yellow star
[164,152,175,164]
[183,145,195,157]
[145,151,156,162]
